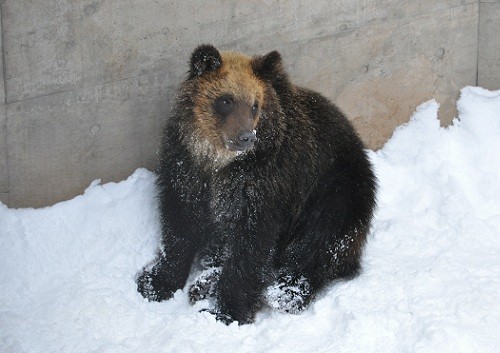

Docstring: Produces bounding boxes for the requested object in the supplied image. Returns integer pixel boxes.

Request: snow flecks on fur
[136,271,159,301]
[189,267,222,304]
[265,275,311,314]
[187,136,239,171]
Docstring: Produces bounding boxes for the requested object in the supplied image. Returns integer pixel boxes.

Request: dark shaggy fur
[137,45,377,325]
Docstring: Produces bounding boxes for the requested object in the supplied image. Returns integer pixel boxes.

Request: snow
[1,86,500,352]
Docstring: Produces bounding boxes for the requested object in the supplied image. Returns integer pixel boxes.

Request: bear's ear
[189,44,223,78]
[252,50,285,80]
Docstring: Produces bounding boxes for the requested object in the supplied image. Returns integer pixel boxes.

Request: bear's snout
[223,126,257,152]
[235,130,257,151]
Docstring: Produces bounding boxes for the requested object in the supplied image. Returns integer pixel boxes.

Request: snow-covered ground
[1,86,499,353]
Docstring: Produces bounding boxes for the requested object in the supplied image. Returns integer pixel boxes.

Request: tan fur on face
[189,52,265,169]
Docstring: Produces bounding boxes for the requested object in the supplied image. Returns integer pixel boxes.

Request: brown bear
[137,44,377,325]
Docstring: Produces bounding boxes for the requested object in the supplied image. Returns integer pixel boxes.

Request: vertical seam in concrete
[0,1,6,104]
[476,0,481,86]
[0,0,10,204]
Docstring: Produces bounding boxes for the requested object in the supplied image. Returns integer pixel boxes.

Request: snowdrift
[1,87,499,352]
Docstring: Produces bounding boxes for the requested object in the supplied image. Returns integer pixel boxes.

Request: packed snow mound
[1,86,499,352]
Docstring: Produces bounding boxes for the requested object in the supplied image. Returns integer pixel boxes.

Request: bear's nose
[237,130,257,150]
[238,130,257,143]
[236,131,257,151]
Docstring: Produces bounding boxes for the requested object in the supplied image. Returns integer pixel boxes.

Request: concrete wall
[0,5,7,203]
[0,0,496,208]
[479,0,500,89]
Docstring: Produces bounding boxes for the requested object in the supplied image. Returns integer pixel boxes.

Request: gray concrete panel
[2,0,82,103]
[2,0,478,103]
[300,2,479,149]
[478,0,500,90]
[5,72,174,207]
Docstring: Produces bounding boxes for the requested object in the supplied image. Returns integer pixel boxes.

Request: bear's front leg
[137,230,200,301]
[209,174,279,324]
[215,256,268,325]
[213,224,277,325]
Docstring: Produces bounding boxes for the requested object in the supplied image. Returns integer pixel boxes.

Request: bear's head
[180,45,287,166]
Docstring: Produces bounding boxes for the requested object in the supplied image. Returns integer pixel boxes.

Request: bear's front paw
[266,274,312,314]
[136,269,176,302]
[188,267,221,304]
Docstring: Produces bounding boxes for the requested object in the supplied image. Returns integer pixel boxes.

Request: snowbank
[1,87,499,352]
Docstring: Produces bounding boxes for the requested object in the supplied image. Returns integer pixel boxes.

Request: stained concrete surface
[478,0,500,90]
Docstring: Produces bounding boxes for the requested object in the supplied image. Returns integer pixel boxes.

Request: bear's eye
[251,103,259,118]
[214,95,234,115]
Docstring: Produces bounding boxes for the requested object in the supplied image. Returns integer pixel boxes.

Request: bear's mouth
[224,139,254,152]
